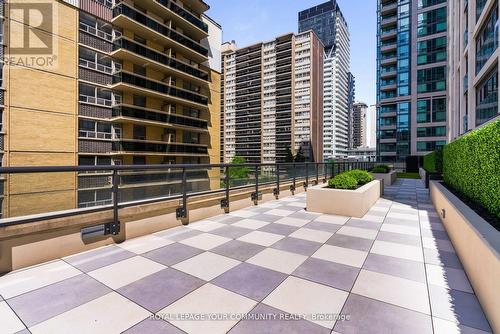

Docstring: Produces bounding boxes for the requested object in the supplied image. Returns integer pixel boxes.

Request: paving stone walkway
[0,179,492,333]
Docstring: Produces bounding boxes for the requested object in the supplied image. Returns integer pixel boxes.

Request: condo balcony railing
[79,94,113,107]
[112,71,208,106]
[113,140,209,155]
[154,0,208,33]
[113,3,208,57]
[0,161,376,229]
[113,37,209,81]
[79,21,113,41]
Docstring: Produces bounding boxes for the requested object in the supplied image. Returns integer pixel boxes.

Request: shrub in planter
[371,165,390,173]
[328,173,358,189]
[348,169,374,185]
[423,150,443,173]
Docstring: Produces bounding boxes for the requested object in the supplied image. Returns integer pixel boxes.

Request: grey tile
[123,318,185,334]
[160,229,204,242]
[64,245,135,273]
[212,263,286,301]
[334,294,432,334]
[209,225,252,239]
[288,211,317,221]
[383,217,420,228]
[420,228,449,240]
[293,258,359,291]
[304,221,341,233]
[258,222,299,236]
[345,219,382,230]
[326,234,374,252]
[363,253,426,283]
[8,274,110,327]
[376,231,421,247]
[280,205,305,212]
[209,215,245,224]
[229,304,330,334]
[15,330,31,334]
[423,248,463,270]
[210,240,265,261]
[271,237,322,256]
[251,214,283,223]
[143,243,203,266]
[118,268,204,312]
[428,285,491,332]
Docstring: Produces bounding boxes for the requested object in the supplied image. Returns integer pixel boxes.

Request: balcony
[0,161,493,334]
[380,14,397,26]
[112,3,208,62]
[112,71,208,109]
[111,104,208,131]
[113,139,209,156]
[380,1,397,15]
[112,37,209,85]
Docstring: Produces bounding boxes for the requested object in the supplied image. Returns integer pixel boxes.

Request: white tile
[229,210,258,218]
[173,252,240,281]
[352,269,430,314]
[336,226,378,240]
[312,245,367,268]
[420,221,446,231]
[232,219,270,230]
[359,214,385,223]
[259,201,282,209]
[386,212,419,221]
[160,284,256,334]
[266,209,296,217]
[0,301,26,333]
[371,240,424,262]
[419,210,439,218]
[180,233,231,251]
[188,221,226,232]
[287,201,308,208]
[289,228,332,243]
[88,256,165,289]
[426,264,473,293]
[247,248,307,274]
[29,292,150,334]
[274,217,310,227]
[280,197,300,202]
[0,260,81,299]
[263,276,348,329]
[380,223,421,236]
[422,238,455,253]
[432,317,491,334]
[237,231,284,247]
[116,235,174,254]
[314,214,349,225]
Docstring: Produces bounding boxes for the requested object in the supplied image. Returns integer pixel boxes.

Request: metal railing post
[176,167,188,222]
[291,163,296,194]
[252,165,260,204]
[221,166,230,212]
[108,169,121,235]
[304,162,309,190]
[315,163,319,185]
[330,162,334,179]
[274,164,280,198]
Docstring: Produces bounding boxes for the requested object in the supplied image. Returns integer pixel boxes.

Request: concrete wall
[430,181,500,333]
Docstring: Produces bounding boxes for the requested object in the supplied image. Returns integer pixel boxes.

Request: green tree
[294,147,306,162]
[285,147,295,163]
[228,156,250,186]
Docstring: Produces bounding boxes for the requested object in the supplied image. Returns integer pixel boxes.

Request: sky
[206,0,377,106]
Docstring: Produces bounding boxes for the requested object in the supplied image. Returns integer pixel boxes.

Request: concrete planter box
[307,180,381,218]
[430,181,500,333]
[371,170,397,186]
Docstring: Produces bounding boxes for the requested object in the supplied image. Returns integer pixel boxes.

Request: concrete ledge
[371,170,397,186]
[430,181,500,333]
[306,180,381,218]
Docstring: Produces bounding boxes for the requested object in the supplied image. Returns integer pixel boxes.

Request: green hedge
[443,120,500,219]
[423,150,443,173]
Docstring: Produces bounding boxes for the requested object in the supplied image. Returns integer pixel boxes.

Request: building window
[417,7,447,37]
[476,69,498,125]
[475,2,498,74]
[417,140,446,152]
[417,36,447,65]
[476,0,488,20]
[417,98,447,123]
[418,0,446,9]
[417,66,446,93]
[78,189,112,208]
[417,126,446,137]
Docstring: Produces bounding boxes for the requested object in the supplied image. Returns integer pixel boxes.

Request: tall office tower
[377,0,448,163]
[0,0,221,218]
[220,31,324,164]
[299,0,350,161]
[352,102,368,148]
[448,0,499,140]
[347,72,356,149]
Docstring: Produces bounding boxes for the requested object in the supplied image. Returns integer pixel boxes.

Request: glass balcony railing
[113,141,208,155]
[113,3,208,57]
[113,71,208,106]
[155,0,208,33]
[112,105,208,130]
[113,37,209,81]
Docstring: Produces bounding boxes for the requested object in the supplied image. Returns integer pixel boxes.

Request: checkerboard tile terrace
[0,179,493,334]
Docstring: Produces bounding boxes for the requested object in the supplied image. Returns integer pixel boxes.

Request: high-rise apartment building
[299,0,350,161]
[220,31,324,164]
[1,0,221,218]
[347,72,356,148]
[377,0,448,162]
[448,0,499,139]
[351,102,368,148]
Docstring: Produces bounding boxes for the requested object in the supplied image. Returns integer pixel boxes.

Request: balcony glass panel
[475,3,498,74]
[155,0,208,32]
[113,141,208,155]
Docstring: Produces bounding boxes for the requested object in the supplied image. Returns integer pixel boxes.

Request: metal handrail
[0,162,377,231]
